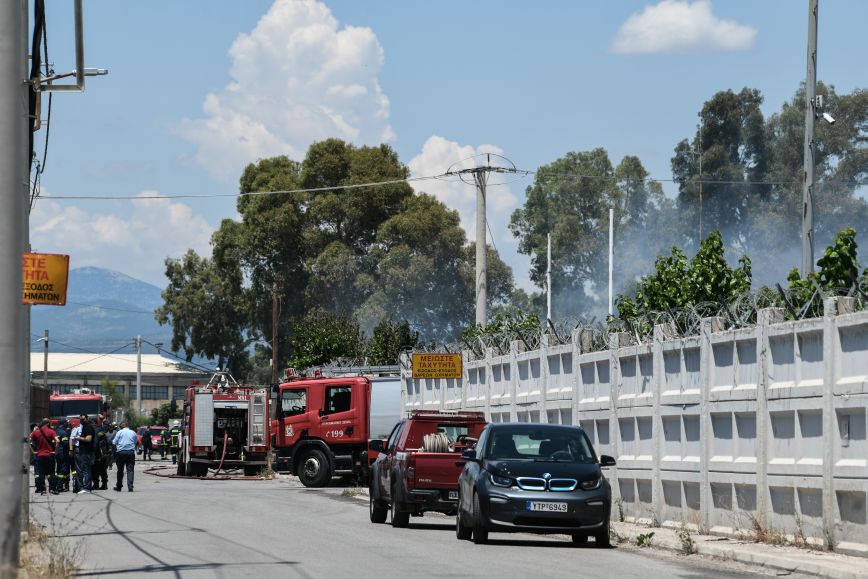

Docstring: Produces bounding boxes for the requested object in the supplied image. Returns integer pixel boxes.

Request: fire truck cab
[177,370,270,477]
[49,388,108,427]
[272,371,372,487]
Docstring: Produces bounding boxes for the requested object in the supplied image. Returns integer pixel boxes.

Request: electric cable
[56,343,134,372]
[38,173,447,200]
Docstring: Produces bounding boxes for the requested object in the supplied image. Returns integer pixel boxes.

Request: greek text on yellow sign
[411,353,463,379]
[23,253,69,306]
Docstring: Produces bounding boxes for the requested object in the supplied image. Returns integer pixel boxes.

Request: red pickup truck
[368,410,487,527]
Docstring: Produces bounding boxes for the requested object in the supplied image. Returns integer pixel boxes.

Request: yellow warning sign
[412,353,463,379]
[22,253,69,306]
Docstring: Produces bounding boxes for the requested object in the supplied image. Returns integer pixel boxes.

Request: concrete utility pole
[474,170,488,326]
[136,336,142,415]
[446,154,525,328]
[608,208,614,317]
[41,330,48,389]
[801,0,819,276]
[0,0,29,574]
[546,233,552,323]
[271,285,279,384]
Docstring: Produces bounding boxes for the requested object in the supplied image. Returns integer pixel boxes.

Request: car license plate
[448,491,459,500]
[526,501,568,512]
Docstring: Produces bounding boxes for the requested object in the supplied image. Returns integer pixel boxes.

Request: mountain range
[30,267,174,355]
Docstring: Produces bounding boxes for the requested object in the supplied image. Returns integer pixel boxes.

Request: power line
[140,338,213,373]
[67,301,153,315]
[36,173,447,201]
[55,343,133,372]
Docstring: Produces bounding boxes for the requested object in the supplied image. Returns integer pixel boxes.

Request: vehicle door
[459,426,488,514]
[380,421,405,501]
[279,386,310,447]
[319,383,362,445]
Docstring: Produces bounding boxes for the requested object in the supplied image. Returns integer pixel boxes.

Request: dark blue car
[456,422,615,546]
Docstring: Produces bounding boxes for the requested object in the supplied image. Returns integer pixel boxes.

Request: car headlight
[581,477,602,490]
[489,473,513,488]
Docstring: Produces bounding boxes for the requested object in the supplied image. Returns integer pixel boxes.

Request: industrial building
[30,352,210,413]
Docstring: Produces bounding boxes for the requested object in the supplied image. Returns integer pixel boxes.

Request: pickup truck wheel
[370,490,388,524]
[471,493,488,544]
[456,506,472,540]
[594,519,611,548]
[298,449,330,487]
[390,484,409,528]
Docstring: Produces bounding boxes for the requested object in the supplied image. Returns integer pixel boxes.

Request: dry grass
[19,520,81,579]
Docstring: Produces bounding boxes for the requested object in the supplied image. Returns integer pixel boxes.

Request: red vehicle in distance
[49,388,108,428]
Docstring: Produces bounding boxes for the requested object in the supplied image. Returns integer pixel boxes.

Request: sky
[30,0,868,293]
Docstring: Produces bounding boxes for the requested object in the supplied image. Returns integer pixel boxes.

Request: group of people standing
[29,415,139,495]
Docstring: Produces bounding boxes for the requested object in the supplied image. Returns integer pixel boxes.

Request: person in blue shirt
[111,422,138,492]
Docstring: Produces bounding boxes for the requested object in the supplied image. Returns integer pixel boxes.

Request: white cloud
[611,0,756,55]
[30,193,214,286]
[409,136,534,292]
[179,0,394,180]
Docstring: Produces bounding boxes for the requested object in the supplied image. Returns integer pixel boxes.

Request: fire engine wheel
[297,449,330,488]
[176,460,186,477]
[243,466,259,477]
[390,483,409,528]
[369,484,387,524]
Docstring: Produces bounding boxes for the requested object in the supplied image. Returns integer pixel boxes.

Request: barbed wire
[406,283,867,362]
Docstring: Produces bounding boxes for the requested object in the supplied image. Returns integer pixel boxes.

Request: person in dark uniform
[54,421,71,492]
[141,429,153,461]
[92,422,111,490]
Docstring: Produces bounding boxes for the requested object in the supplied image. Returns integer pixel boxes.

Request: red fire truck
[176,370,270,477]
[49,388,107,427]
[272,370,375,487]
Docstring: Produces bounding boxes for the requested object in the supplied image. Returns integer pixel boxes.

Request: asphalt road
[30,468,774,578]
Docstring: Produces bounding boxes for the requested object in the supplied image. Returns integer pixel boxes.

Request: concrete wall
[401,298,868,555]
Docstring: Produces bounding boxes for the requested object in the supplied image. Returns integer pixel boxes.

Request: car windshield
[485,427,596,463]
[149,428,163,436]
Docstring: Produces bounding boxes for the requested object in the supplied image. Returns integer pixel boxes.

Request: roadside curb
[612,522,868,579]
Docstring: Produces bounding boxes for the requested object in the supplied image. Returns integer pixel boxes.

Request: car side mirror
[460,449,477,462]
[599,455,616,467]
[369,439,385,453]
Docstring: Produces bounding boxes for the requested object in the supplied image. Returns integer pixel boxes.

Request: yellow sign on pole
[22,253,69,306]
[412,353,463,379]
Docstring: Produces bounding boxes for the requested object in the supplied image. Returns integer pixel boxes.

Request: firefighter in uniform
[54,421,71,492]
[169,424,181,464]
[159,431,168,460]
[92,423,111,490]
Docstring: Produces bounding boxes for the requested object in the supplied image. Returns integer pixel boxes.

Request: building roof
[30,353,209,377]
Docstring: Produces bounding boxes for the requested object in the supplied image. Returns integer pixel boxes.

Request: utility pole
[446,154,525,328]
[802,0,819,276]
[271,284,279,384]
[136,336,142,415]
[474,170,488,326]
[546,233,552,323]
[1,0,28,574]
[608,208,614,317]
[41,330,48,389]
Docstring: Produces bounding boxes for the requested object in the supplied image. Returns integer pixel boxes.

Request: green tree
[358,193,513,342]
[615,230,752,323]
[289,309,365,370]
[366,319,420,365]
[510,149,671,317]
[155,249,250,376]
[149,402,183,427]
